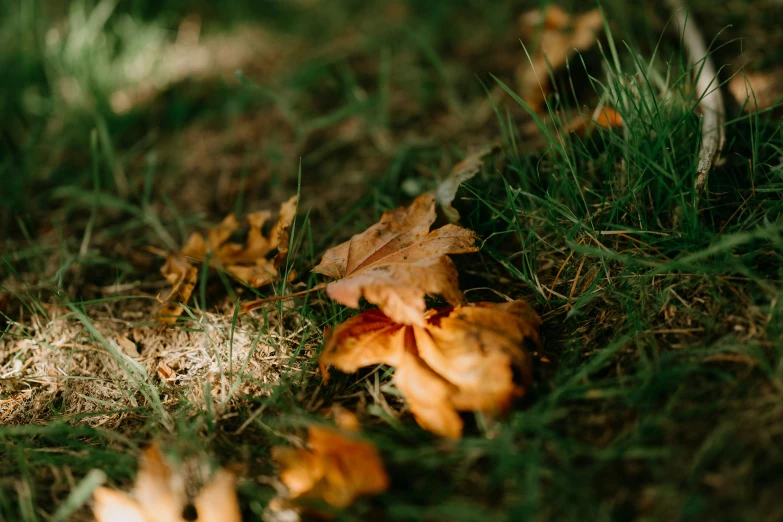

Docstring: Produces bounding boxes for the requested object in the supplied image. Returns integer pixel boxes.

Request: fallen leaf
[157,361,177,383]
[272,422,389,509]
[728,67,783,111]
[157,196,296,322]
[157,254,198,323]
[313,194,478,326]
[436,147,498,223]
[393,346,463,439]
[181,196,297,287]
[330,406,362,433]
[320,301,542,438]
[92,443,241,522]
[517,5,603,111]
[116,335,140,358]
[562,106,623,135]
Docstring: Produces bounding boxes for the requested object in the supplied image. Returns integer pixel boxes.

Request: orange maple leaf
[92,443,241,522]
[271,414,389,510]
[157,196,296,322]
[313,193,478,326]
[320,301,542,438]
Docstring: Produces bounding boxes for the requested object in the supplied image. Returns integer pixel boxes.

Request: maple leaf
[320,301,542,438]
[313,193,478,326]
[157,196,296,322]
[92,443,241,522]
[271,413,389,510]
[516,5,603,111]
[181,195,297,287]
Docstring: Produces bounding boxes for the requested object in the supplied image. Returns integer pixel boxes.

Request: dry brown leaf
[728,68,783,111]
[157,361,177,383]
[92,443,241,522]
[517,5,603,111]
[313,194,478,326]
[157,254,198,323]
[272,422,389,509]
[117,335,140,358]
[436,147,498,223]
[182,196,297,286]
[157,196,296,322]
[393,345,463,439]
[320,301,542,438]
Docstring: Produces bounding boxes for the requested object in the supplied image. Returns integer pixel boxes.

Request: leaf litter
[158,196,297,322]
[146,187,539,512]
[3,0,780,518]
[1,86,548,522]
[0,2,610,516]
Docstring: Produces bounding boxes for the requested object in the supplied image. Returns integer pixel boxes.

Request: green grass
[2,0,783,521]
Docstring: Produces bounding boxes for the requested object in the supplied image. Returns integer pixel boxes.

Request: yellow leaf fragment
[313,194,478,326]
[318,309,404,381]
[320,301,542,438]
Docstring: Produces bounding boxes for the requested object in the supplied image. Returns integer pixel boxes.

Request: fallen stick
[668,0,726,194]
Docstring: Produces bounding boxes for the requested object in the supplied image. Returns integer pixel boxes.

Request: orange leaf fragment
[517,5,603,111]
[272,422,389,509]
[156,196,296,322]
[92,443,241,522]
[562,106,623,135]
[320,301,542,438]
[313,194,478,326]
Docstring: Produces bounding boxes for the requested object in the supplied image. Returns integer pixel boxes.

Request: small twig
[669,0,726,194]
[239,283,327,314]
[141,245,169,258]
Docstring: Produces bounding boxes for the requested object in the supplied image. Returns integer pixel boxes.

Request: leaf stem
[240,282,327,313]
